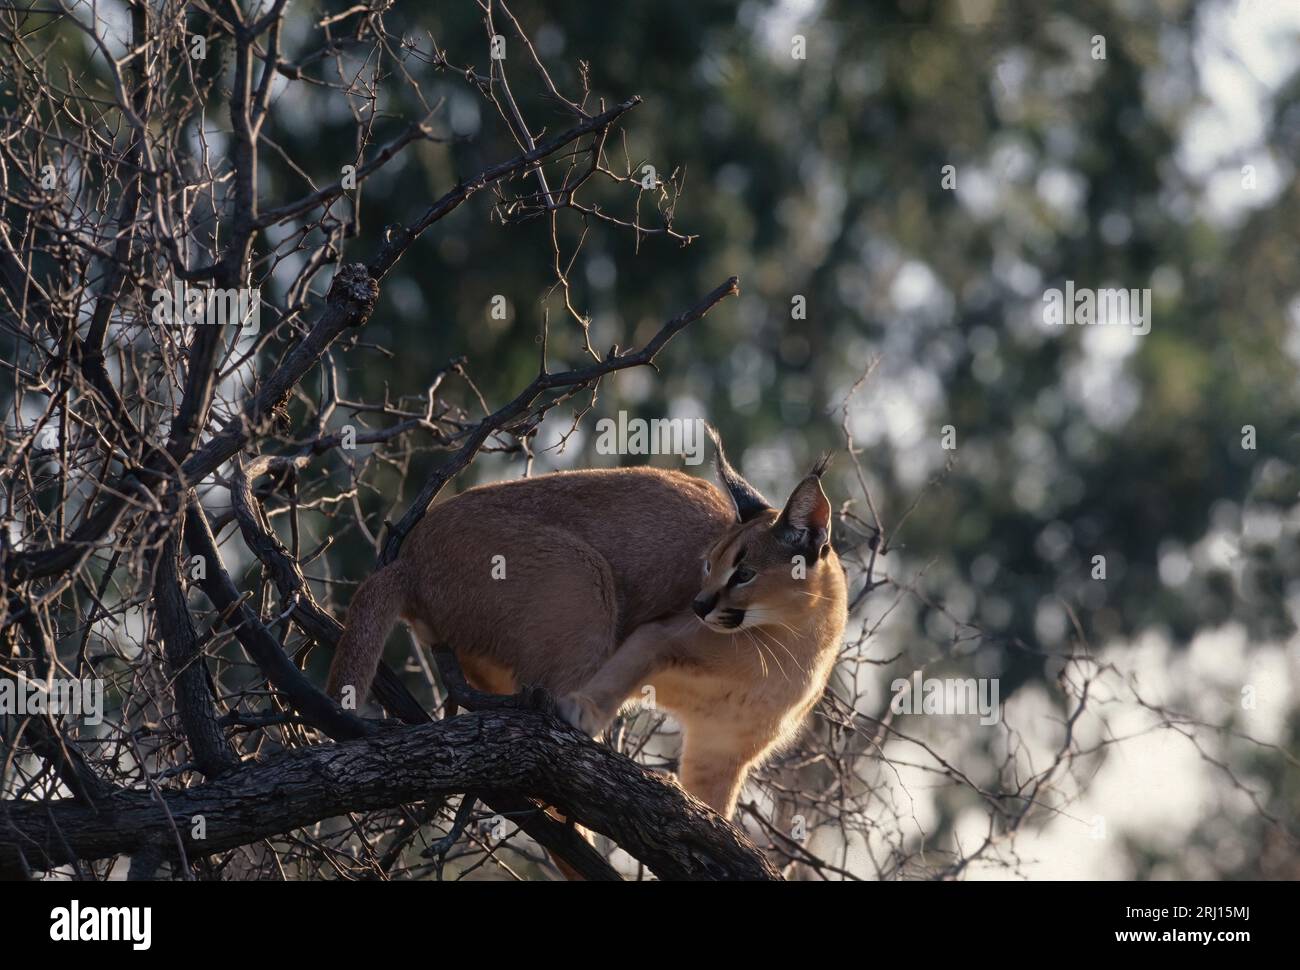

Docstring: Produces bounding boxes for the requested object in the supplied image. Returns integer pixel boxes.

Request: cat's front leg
[557,615,691,737]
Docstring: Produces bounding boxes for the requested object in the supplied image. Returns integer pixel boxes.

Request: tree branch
[0,710,781,880]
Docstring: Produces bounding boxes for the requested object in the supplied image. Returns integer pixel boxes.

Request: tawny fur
[327,459,847,820]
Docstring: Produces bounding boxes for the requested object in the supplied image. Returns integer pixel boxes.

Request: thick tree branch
[0,710,781,880]
[151,525,239,778]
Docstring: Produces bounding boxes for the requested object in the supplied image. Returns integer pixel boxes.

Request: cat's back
[408,465,734,628]
[436,465,729,526]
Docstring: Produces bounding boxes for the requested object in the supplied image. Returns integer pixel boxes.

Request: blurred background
[15,0,1297,878]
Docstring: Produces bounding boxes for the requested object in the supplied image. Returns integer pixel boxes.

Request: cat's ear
[706,424,770,522]
[776,456,832,555]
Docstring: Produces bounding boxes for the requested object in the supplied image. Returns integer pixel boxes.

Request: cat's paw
[557,693,606,737]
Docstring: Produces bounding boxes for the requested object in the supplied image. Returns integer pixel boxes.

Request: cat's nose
[692,592,719,619]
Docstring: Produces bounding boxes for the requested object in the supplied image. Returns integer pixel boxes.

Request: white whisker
[747,626,789,680]
[750,625,801,679]
[794,589,835,602]
[743,629,774,679]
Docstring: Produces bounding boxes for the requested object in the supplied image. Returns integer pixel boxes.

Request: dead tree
[0,0,768,880]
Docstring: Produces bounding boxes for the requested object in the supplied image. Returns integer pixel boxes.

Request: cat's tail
[326,561,409,706]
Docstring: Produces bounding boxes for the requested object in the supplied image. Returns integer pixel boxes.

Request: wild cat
[327,431,847,819]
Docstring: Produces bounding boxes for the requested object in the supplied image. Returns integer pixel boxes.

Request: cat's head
[693,428,840,633]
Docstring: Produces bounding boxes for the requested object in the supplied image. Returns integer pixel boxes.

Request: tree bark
[0,709,780,881]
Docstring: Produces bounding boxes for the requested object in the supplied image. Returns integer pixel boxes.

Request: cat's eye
[730,566,756,587]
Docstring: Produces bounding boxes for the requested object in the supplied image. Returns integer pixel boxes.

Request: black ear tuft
[810,451,834,479]
[706,424,771,522]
